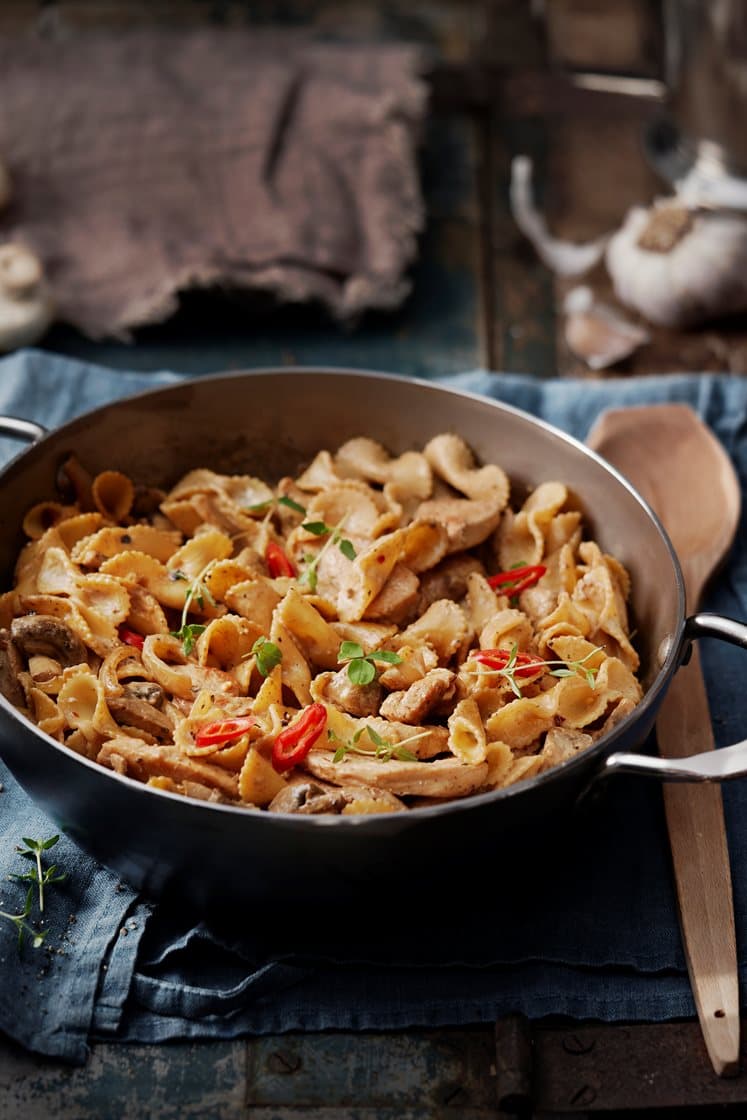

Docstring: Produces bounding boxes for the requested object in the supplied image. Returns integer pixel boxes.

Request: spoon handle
[656,646,740,1077]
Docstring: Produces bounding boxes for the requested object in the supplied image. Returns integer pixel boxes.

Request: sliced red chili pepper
[194,716,256,747]
[471,648,546,678]
[272,702,327,773]
[487,564,547,594]
[265,540,296,578]
[118,625,145,651]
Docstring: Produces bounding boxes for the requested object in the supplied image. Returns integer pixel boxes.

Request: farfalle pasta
[0,434,642,815]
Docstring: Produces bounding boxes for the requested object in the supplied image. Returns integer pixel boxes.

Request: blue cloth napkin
[2,349,747,1064]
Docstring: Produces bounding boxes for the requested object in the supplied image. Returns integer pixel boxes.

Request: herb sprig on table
[1,835,66,952]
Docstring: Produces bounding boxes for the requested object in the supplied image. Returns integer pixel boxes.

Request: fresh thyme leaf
[338,539,356,561]
[171,623,207,655]
[252,636,282,677]
[369,649,402,665]
[245,500,273,513]
[393,745,418,762]
[338,641,364,661]
[365,726,386,748]
[301,521,329,536]
[278,495,307,514]
[2,835,65,952]
[347,658,377,686]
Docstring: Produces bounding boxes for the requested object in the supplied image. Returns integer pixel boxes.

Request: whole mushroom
[0,243,55,352]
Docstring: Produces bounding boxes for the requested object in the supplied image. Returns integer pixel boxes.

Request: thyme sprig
[11,835,66,913]
[298,517,355,592]
[2,835,66,953]
[170,560,217,654]
[469,643,603,700]
[246,495,307,516]
[328,724,426,764]
[337,641,402,685]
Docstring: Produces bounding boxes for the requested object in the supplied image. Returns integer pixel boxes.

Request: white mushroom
[0,243,54,352]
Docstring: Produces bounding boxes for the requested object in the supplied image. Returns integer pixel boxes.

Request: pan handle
[603,611,747,783]
[0,416,47,444]
[604,739,747,783]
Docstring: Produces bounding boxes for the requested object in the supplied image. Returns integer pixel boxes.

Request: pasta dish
[0,434,642,815]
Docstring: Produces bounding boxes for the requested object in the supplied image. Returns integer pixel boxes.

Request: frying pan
[0,368,745,910]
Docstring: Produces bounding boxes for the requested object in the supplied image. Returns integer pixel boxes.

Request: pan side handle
[604,611,747,783]
[0,416,47,444]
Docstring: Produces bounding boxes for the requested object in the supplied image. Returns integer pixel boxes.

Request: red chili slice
[266,540,296,578]
[471,648,546,678]
[272,702,327,773]
[487,564,547,594]
[118,626,145,651]
[194,716,256,747]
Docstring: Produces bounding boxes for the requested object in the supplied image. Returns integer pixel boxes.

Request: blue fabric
[2,350,747,1063]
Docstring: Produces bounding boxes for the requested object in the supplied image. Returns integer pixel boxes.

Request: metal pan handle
[603,612,747,783]
[0,415,47,444]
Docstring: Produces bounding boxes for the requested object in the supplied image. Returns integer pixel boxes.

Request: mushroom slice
[415,496,504,554]
[10,614,88,667]
[379,668,455,725]
[305,751,488,799]
[424,434,510,507]
[268,778,347,815]
[0,629,25,706]
[107,696,175,741]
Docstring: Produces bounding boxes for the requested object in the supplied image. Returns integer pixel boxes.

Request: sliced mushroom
[107,696,174,741]
[0,243,54,353]
[123,681,165,707]
[0,629,25,706]
[10,614,88,667]
[379,667,455,725]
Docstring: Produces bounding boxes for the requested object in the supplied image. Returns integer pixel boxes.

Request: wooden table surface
[3,2,747,1117]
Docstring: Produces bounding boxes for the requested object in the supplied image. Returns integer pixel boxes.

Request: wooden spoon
[587,402,741,1078]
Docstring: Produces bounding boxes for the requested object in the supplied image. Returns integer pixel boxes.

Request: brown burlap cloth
[0,28,427,339]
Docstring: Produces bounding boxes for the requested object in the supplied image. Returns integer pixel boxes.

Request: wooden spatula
[587,402,741,1077]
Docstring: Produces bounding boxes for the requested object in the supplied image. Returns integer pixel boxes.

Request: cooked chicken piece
[305,751,488,799]
[364,563,420,623]
[379,668,455,725]
[378,643,439,690]
[314,667,382,718]
[97,737,239,799]
[10,614,87,667]
[416,555,483,614]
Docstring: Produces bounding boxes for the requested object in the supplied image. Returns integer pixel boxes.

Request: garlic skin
[563,286,649,370]
[606,199,747,329]
[0,243,55,352]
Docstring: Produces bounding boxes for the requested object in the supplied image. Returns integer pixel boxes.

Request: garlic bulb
[0,243,55,352]
[606,198,747,329]
[0,161,10,211]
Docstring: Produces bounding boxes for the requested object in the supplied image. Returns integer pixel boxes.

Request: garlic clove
[0,160,10,211]
[0,243,55,352]
[564,286,650,371]
[606,198,747,329]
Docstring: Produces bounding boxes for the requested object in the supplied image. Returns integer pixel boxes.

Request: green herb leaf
[365,725,386,748]
[252,636,283,678]
[369,649,402,665]
[278,495,307,514]
[301,521,330,536]
[171,623,207,656]
[393,745,418,762]
[245,499,273,513]
[347,658,377,686]
[338,539,356,561]
[338,641,365,662]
